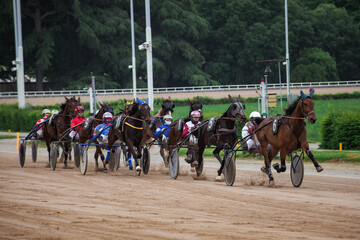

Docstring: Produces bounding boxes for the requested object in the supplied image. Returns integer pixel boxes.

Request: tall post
[130,0,137,99]
[261,78,267,117]
[13,0,25,109]
[145,0,154,110]
[285,0,291,101]
[91,73,97,113]
[89,85,94,116]
[278,61,283,115]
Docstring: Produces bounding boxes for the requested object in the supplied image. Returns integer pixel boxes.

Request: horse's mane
[285,98,300,116]
[59,102,66,114]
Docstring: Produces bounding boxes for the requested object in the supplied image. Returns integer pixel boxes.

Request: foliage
[320,110,360,150]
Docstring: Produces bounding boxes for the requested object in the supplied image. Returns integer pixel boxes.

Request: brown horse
[198,95,247,179]
[107,100,151,174]
[168,96,203,152]
[256,89,323,184]
[44,96,82,166]
[79,102,112,170]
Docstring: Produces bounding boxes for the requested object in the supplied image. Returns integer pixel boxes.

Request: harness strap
[124,122,143,130]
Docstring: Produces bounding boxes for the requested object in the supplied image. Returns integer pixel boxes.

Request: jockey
[35,109,51,138]
[242,111,261,150]
[154,114,172,143]
[69,106,85,141]
[182,110,201,168]
[93,111,115,168]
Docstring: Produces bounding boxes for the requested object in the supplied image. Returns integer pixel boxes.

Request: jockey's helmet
[249,111,261,121]
[52,109,59,115]
[103,112,113,123]
[42,109,51,117]
[76,106,84,113]
[164,114,172,120]
[190,110,201,118]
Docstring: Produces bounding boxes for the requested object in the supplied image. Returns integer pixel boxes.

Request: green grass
[0,135,17,139]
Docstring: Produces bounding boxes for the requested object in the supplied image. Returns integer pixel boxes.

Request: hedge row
[320,110,360,150]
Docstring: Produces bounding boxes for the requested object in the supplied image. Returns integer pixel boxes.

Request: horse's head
[138,102,151,123]
[188,96,203,120]
[96,103,113,119]
[300,90,316,124]
[64,96,82,118]
[161,96,175,116]
[228,95,246,124]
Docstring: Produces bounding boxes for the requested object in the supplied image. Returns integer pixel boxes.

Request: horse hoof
[216,176,221,181]
[316,165,324,172]
[268,180,275,187]
[261,166,267,173]
[190,166,195,173]
[136,166,141,172]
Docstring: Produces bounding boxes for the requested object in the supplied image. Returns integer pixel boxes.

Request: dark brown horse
[168,96,203,151]
[256,90,323,185]
[79,102,112,170]
[44,96,82,166]
[107,100,151,174]
[198,95,247,179]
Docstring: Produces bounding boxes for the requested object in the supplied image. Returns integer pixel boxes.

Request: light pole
[145,0,153,110]
[285,0,291,101]
[12,0,25,109]
[130,0,137,99]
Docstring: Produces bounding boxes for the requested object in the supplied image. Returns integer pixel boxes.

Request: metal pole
[130,0,137,99]
[278,61,283,115]
[285,0,290,101]
[89,85,94,116]
[13,0,25,109]
[261,78,266,117]
[91,73,97,113]
[145,0,154,110]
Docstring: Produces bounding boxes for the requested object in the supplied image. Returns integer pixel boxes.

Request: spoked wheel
[195,157,204,177]
[290,154,304,187]
[50,142,59,171]
[169,150,179,179]
[224,152,236,186]
[114,148,121,170]
[19,140,26,167]
[108,150,116,172]
[141,147,150,175]
[80,147,88,175]
[73,142,81,168]
[31,141,38,163]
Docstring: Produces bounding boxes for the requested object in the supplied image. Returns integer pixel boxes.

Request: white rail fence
[1,80,359,98]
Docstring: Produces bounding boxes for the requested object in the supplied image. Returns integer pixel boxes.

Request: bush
[320,110,360,150]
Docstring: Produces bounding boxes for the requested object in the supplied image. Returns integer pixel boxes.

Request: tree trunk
[36,66,44,91]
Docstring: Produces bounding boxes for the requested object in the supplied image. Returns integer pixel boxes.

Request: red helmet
[190,110,201,118]
[76,106,84,114]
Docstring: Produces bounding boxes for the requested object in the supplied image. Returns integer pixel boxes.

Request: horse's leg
[272,148,287,173]
[301,142,323,172]
[63,142,71,167]
[259,141,274,183]
[46,139,51,163]
[159,147,168,166]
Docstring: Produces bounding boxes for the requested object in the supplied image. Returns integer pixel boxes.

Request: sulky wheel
[107,150,116,172]
[114,148,121,170]
[19,140,26,168]
[50,142,59,171]
[31,141,38,163]
[80,147,88,175]
[290,154,304,187]
[73,143,81,168]
[224,152,236,186]
[141,147,150,175]
[169,150,179,179]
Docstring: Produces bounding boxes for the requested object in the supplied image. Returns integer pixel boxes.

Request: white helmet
[249,111,261,119]
[190,110,201,118]
[42,109,51,115]
[103,112,113,119]
[164,114,172,120]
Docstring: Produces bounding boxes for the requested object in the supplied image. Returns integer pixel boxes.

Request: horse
[79,102,112,171]
[107,100,151,174]
[256,89,323,185]
[146,97,175,166]
[44,96,82,166]
[198,95,247,179]
[168,96,203,151]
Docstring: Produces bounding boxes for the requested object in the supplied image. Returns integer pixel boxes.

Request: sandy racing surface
[1,138,360,239]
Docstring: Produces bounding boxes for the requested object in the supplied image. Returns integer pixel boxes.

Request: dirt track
[1,138,360,239]
[1,86,360,105]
